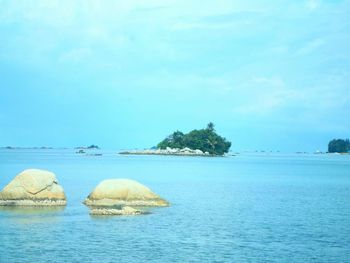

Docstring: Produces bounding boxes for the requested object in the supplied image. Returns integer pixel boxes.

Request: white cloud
[295,38,325,55]
[306,0,320,10]
[59,48,92,63]
[232,76,300,114]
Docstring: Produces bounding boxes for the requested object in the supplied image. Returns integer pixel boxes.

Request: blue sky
[0,0,349,151]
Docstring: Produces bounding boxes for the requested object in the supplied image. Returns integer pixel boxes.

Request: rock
[119,147,212,156]
[0,169,66,206]
[90,206,143,216]
[180,147,191,152]
[83,179,169,207]
[195,149,203,154]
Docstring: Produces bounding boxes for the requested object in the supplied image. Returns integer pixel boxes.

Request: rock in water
[90,206,143,216]
[0,169,67,206]
[83,179,169,207]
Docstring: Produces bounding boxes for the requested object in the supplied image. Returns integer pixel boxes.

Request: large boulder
[0,169,66,206]
[84,179,169,207]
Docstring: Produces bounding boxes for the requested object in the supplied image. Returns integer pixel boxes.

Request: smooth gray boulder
[0,169,66,206]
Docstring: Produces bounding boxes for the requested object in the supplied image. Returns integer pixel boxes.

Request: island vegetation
[328,139,350,153]
[75,145,100,149]
[157,123,231,155]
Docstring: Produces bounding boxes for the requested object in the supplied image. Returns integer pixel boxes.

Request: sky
[0,0,349,152]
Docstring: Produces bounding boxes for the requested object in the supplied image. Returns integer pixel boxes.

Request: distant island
[75,145,100,150]
[1,146,54,150]
[1,145,100,150]
[328,139,350,153]
[120,123,231,156]
[158,123,231,155]
[75,145,101,155]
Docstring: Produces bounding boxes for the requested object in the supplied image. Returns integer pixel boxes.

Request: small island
[120,123,231,157]
[75,144,100,150]
[328,139,350,153]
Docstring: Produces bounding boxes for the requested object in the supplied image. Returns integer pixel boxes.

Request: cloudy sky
[0,0,349,151]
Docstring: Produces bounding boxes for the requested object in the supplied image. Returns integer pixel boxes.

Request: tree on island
[328,139,350,153]
[157,123,231,155]
[207,122,215,132]
[87,144,99,149]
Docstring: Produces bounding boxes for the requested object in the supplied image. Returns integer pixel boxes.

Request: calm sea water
[0,149,349,263]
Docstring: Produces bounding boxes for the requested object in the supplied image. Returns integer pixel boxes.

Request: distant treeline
[328,139,350,153]
[157,123,231,156]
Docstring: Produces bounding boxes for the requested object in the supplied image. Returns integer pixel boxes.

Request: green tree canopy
[157,123,231,155]
[157,130,185,149]
[328,139,350,153]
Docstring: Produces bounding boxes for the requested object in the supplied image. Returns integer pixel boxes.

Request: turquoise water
[0,150,349,262]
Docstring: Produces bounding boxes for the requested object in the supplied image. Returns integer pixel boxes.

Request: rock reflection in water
[0,206,65,224]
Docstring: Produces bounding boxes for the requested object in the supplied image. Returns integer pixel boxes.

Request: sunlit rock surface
[90,206,143,216]
[84,179,169,207]
[120,147,210,156]
[0,169,67,206]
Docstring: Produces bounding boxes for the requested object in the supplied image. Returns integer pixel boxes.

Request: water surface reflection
[0,206,65,224]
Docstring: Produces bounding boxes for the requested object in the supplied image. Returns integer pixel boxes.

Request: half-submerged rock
[90,206,142,216]
[84,179,168,215]
[0,169,66,206]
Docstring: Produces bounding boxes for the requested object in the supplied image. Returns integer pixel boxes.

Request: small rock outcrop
[90,206,142,216]
[119,147,210,156]
[84,179,168,215]
[0,169,66,206]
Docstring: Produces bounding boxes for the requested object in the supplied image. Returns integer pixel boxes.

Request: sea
[0,149,349,263]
